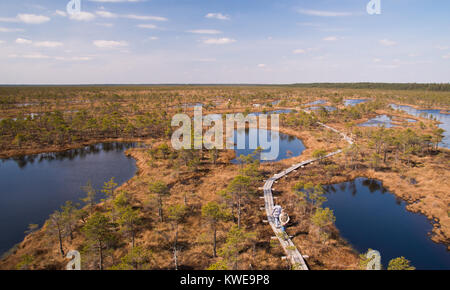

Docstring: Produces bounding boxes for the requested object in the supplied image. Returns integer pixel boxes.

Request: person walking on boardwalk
[272,205,282,228]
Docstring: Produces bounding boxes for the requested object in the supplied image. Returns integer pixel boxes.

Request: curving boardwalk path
[262,121,353,270]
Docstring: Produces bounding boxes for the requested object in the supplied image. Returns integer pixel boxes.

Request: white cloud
[205,13,230,20]
[22,53,50,59]
[96,11,118,18]
[93,40,128,48]
[55,10,67,17]
[0,27,24,32]
[298,9,352,17]
[148,36,159,40]
[15,38,64,48]
[187,29,221,35]
[443,54,450,59]
[125,14,167,21]
[203,38,236,45]
[293,49,306,54]
[55,56,93,61]
[95,11,167,21]
[89,0,142,2]
[16,38,32,44]
[436,45,449,50]
[9,53,93,61]
[0,14,50,24]
[257,64,267,68]
[71,56,92,61]
[323,36,338,41]
[380,39,397,46]
[137,24,157,29]
[70,12,96,21]
[17,14,50,24]
[34,41,63,48]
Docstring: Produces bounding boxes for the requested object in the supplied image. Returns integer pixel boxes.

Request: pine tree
[388,257,415,270]
[117,206,141,248]
[202,201,231,257]
[80,181,97,214]
[101,177,118,199]
[82,212,116,270]
[47,210,66,257]
[167,204,188,270]
[227,175,252,229]
[149,181,170,222]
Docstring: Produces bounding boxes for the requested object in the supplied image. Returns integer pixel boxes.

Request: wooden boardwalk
[262,121,353,270]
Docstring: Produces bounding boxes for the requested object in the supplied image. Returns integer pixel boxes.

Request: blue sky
[0,0,449,84]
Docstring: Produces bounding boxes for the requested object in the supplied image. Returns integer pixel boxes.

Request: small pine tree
[388,257,415,270]
[202,201,231,257]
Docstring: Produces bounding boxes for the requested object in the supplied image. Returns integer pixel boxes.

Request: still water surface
[0,143,137,255]
[230,128,305,163]
[324,178,450,269]
[390,104,450,149]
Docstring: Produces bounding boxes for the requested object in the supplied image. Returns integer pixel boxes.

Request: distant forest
[289,83,450,91]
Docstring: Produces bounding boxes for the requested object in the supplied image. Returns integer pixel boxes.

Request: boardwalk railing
[262,120,353,270]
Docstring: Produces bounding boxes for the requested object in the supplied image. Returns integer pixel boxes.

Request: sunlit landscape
[0,0,449,274]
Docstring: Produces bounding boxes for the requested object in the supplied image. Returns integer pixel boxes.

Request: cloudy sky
[0,0,449,84]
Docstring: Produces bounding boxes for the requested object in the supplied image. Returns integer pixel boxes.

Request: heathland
[0,85,448,270]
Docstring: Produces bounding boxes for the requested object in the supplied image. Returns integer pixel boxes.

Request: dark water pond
[344,99,369,106]
[308,106,337,112]
[324,178,450,270]
[359,115,394,128]
[0,143,137,255]
[230,128,305,163]
[390,104,450,149]
[305,100,326,106]
[271,100,281,106]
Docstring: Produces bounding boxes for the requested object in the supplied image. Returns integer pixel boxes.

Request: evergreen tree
[82,212,116,270]
[149,181,170,222]
[388,257,415,270]
[202,201,231,257]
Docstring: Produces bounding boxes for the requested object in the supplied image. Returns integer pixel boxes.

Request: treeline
[0,107,169,152]
[290,83,450,92]
[342,126,445,171]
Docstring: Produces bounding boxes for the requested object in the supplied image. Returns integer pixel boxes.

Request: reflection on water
[271,100,281,106]
[0,142,138,255]
[324,178,450,270]
[359,115,394,128]
[230,128,305,163]
[344,99,369,106]
[3,143,139,169]
[307,106,337,112]
[390,104,450,149]
[305,100,326,106]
